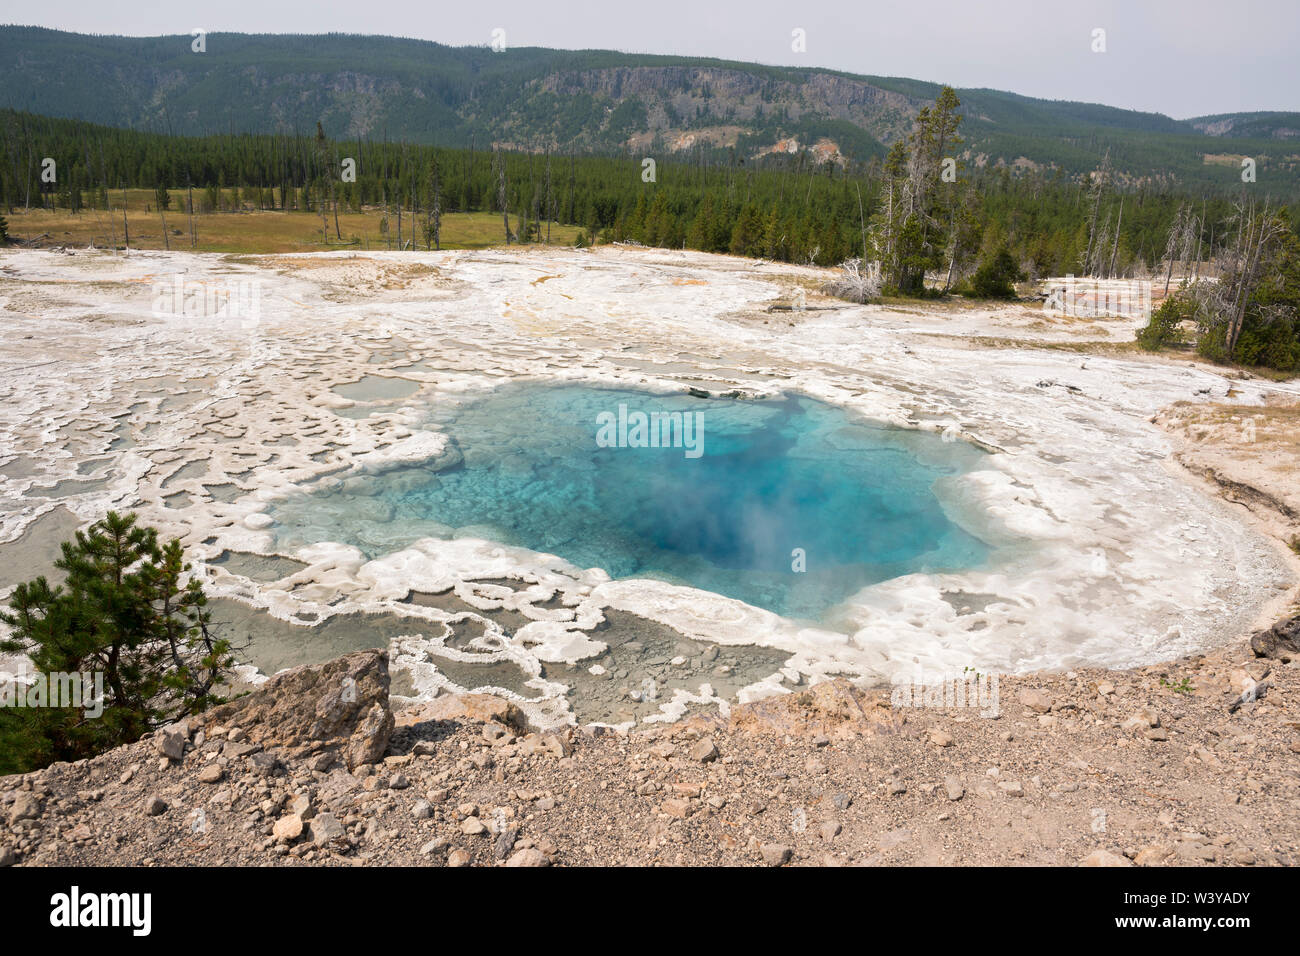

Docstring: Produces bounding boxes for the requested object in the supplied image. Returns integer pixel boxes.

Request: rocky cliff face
[2,625,1298,867]
[530,65,916,148]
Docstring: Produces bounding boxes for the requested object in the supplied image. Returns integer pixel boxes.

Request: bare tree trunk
[855,181,867,261]
[943,209,958,293]
[1108,197,1123,279]
[331,151,341,241]
[1162,203,1184,296]
[1193,198,1205,279]
[544,147,552,244]
[107,187,118,253]
[187,181,196,249]
[495,149,512,244]
[432,164,441,251]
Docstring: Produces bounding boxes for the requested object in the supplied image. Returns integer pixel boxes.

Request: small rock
[661,798,692,818]
[1018,689,1052,713]
[689,738,719,763]
[272,814,304,843]
[307,751,336,773]
[505,848,549,867]
[247,752,280,775]
[494,827,518,862]
[153,723,188,760]
[7,792,42,825]
[309,812,345,846]
[143,796,168,817]
[420,837,449,857]
[1082,850,1133,867]
[944,776,965,801]
[447,849,472,867]
[1135,844,1172,866]
[760,843,793,867]
[461,816,488,836]
[1121,706,1160,733]
[197,764,224,784]
[289,794,316,821]
[541,734,571,759]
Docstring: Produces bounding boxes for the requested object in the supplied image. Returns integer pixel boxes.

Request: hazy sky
[3,0,1296,118]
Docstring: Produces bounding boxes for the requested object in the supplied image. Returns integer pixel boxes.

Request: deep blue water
[272,383,991,620]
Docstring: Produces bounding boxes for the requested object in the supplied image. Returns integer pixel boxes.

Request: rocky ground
[2,618,1297,867]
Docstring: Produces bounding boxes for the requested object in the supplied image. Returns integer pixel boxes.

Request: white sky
[2,0,1296,118]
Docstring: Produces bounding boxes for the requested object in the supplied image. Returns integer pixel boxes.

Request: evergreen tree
[966,245,1024,299]
[0,513,234,774]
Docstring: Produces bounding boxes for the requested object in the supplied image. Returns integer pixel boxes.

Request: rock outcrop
[1251,614,1300,663]
[199,649,394,771]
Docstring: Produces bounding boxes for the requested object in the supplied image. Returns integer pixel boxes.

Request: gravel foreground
[2,620,1297,868]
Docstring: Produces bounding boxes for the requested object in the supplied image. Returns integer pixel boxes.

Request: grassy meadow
[4,188,582,254]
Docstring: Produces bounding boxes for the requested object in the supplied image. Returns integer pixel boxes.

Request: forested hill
[2,26,1298,196]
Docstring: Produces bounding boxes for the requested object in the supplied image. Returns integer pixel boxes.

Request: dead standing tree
[427,156,441,251]
[314,122,341,241]
[1162,202,1187,295]
[1161,202,1202,295]
[1220,198,1286,357]
[1081,151,1111,278]
[493,147,513,244]
[1182,197,1288,361]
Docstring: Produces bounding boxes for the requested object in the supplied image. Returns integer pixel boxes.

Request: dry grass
[5,190,583,255]
[1164,399,1300,455]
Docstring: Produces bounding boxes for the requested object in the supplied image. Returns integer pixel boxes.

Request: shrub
[0,512,233,774]
[966,246,1023,299]
[1137,289,1196,351]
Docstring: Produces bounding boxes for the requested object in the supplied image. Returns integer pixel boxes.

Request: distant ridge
[1,26,1298,192]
